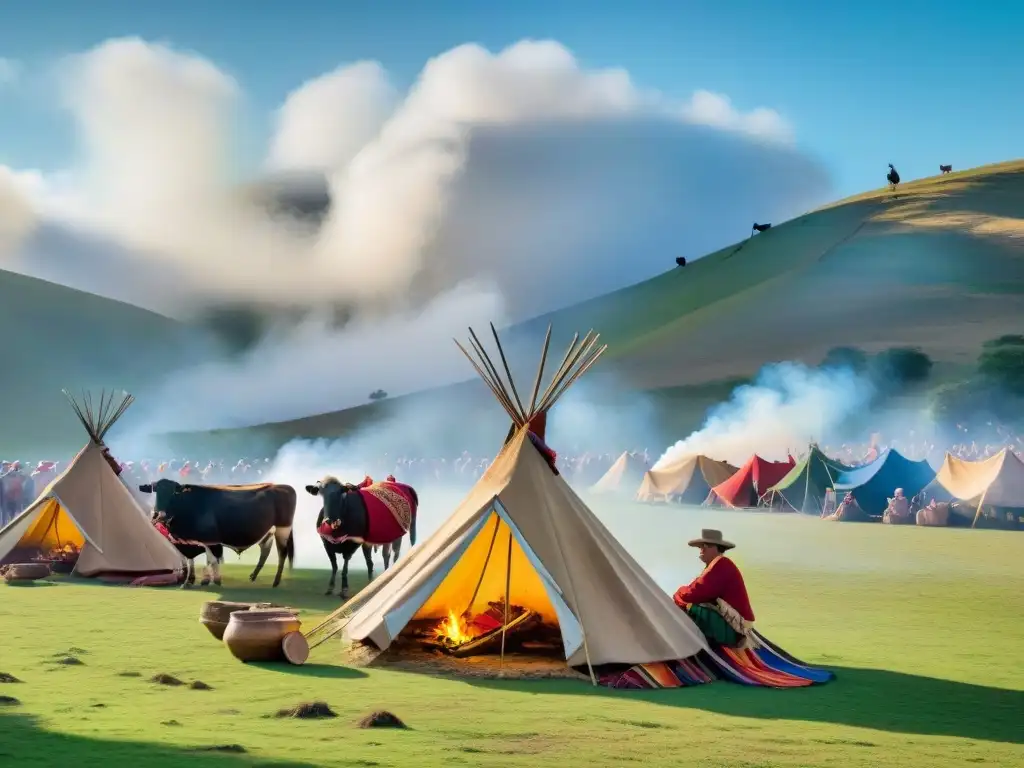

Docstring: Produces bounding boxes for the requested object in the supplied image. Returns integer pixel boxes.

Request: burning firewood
[422,598,541,657]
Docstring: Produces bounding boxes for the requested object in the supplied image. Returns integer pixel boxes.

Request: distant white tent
[0,390,183,576]
[306,325,710,681]
[591,451,648,494]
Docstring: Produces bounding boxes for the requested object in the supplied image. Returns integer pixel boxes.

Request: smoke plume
[654,362,876,468]
[3,37,832,433]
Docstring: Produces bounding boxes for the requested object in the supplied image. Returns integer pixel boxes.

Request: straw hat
[687,529,735,551]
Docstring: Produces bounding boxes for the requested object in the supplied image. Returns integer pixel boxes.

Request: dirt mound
[274,701,337,719]
[0,695,19,706]
[357,710,407,729]
[55,656,83,666]
[0,673,21,683]
[191,744,246,754]
[189,680,213,690]
[151,674,184,686]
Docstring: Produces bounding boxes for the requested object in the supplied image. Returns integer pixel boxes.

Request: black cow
[306,480,411,598]
[313,506,398,600]
[139,479,296,588]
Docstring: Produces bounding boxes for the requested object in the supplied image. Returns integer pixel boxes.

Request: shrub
[978,336,1024,393]
[870,347,933,388]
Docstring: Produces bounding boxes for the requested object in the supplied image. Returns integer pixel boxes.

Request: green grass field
[2,508,1022,768]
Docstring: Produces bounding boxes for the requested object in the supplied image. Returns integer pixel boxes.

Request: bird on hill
[887,164,901,190]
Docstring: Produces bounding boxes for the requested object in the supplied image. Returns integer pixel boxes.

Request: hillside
[524,159,1024,388]
[0,269,200,456]
[150,160,1024,455]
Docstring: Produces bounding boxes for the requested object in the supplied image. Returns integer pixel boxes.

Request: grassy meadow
[1,507,1022,768]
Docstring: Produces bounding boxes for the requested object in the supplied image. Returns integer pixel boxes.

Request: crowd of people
[2,430,1021,527]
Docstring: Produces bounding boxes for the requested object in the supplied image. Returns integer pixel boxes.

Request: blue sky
[0,0,1019,199]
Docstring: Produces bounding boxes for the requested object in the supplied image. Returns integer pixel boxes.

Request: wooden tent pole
[498,529,513,675]
[465,515,501,616]
[972,487,990,529]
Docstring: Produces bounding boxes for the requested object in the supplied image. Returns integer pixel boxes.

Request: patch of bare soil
[190,744,246,754]
[0,695,19,706]
[0,673,21,683]
[54,657,83,666]
[150,674,184,686]
[189,680,213,690]
[357,710,407,729]
[274,701,337,719]
[341,637,587,681]
[161,720,182,727]
[117,671,141,678]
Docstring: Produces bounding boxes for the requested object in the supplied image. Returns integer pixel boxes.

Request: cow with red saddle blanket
[305,475,418,597]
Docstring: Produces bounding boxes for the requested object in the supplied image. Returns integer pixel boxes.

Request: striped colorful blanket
[599,630,834,689]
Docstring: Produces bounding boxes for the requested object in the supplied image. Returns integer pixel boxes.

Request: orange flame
[435,610,474,645]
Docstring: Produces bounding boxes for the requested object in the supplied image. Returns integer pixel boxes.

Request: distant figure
[939,164,952,174]
[751,222,772,234]
[675,256,687,267]
[887,164,901,190]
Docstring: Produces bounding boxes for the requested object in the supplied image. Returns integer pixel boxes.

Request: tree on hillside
[870,347,933,389]
[369,389,388,401]
[978,335,1024,393]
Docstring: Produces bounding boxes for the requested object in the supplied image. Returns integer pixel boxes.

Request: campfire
[35,543,80,574]
[418,599,546,658]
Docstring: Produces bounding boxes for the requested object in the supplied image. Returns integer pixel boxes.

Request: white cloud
[0,57,20,86]
[266,60,398,173]
[2,37,831,429]
[682,90,794,143]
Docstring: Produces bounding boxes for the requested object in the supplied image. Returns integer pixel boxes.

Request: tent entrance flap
[406,505,582,659]
[1,499,86,565]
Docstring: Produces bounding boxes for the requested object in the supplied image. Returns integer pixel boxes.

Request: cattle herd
[140,474,420,598]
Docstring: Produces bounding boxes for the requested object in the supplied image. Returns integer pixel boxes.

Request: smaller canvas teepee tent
[592,451,648,494]
[636,454,737,504]
[0,390,183,577]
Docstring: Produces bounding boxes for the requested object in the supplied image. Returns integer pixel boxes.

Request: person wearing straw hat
[673,529,755,647]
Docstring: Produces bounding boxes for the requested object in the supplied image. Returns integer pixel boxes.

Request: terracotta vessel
[199,600,254,640]
[223,608,301,662]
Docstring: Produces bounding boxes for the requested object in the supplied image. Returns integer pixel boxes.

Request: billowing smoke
[654,362,876,468]
[3,37,831,434]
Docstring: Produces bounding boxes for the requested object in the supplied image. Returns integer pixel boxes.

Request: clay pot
[199,601,254,640]
[3,562,51,584]
[223,608,301,663]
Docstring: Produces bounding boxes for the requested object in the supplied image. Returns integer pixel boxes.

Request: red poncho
[673,556,755,622]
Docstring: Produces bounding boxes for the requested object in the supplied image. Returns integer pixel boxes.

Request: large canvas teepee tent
[305,325,711,681]
[0,390,183,577]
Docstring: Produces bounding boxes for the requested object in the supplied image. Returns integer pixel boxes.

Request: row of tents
[594,445,1024,524]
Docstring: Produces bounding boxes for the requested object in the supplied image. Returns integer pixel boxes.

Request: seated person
[672,529,754,647]
[825,491,867,522]
[883,488,912,524]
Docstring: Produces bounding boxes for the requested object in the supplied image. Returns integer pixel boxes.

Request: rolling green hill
[156,159,1024,454]
[0,269,200,456]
